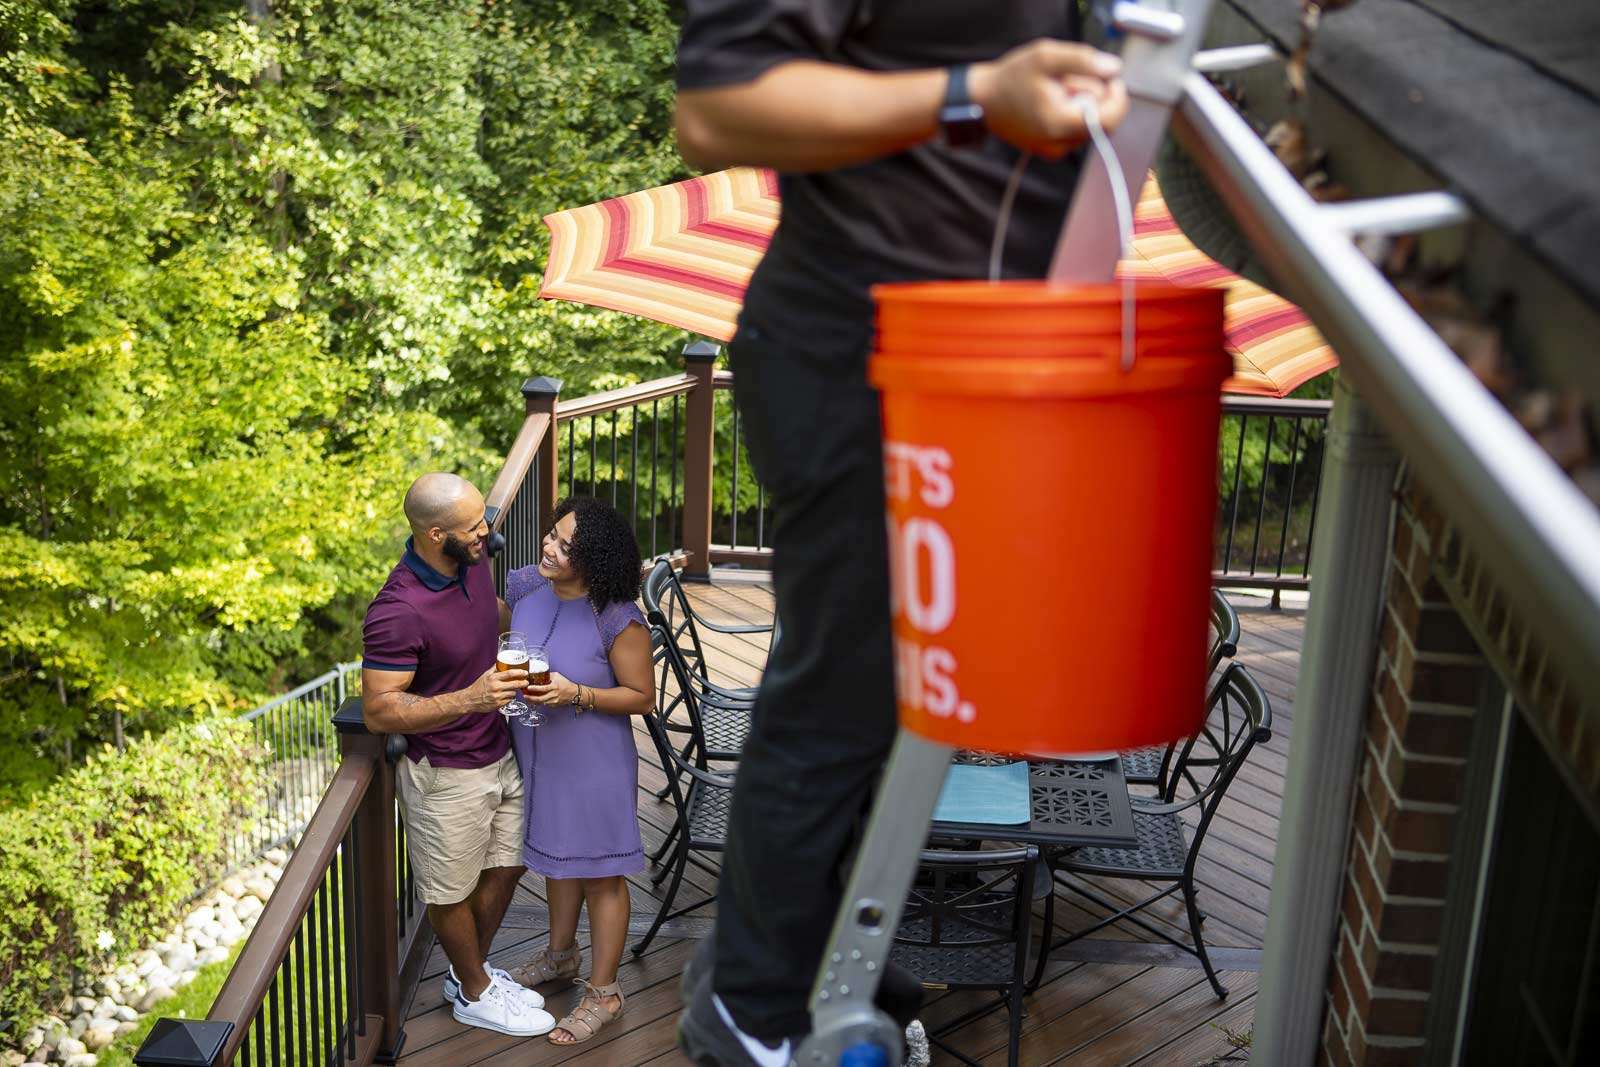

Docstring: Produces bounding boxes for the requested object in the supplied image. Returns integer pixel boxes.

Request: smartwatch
[939,64,987,148]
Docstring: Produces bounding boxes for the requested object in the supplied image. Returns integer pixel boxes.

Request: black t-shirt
[677,0,1086,332]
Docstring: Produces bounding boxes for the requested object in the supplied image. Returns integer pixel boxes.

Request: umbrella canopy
[540,167,778,342]
[1117,179,1337,397]
[540,168,1337,397]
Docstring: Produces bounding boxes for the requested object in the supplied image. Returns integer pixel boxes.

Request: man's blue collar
[402,537,463,593]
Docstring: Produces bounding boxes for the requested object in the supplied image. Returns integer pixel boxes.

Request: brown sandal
[507,944,580,987]
[548,979,625,1045]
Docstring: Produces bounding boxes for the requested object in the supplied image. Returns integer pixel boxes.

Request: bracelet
[574,684,585,711]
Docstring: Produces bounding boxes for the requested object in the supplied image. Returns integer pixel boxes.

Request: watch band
[939,64,986,148]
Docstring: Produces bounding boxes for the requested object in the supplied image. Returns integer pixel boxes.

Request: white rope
[987,95,1139,371]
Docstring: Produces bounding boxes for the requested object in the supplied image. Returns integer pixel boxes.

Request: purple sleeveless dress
[506,567,648,879]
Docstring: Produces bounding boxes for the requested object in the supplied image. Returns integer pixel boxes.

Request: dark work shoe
[678,979,794,1067]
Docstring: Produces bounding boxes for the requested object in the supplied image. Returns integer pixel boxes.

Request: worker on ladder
[671,4,1129,1064]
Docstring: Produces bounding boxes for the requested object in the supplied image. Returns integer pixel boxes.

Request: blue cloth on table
[932,761,1032,826]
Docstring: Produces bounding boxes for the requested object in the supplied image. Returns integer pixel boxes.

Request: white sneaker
[452,976,556,1037]
[491,967,547,1009]
[445,965,547,1010]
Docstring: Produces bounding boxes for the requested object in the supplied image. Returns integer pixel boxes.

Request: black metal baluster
[1276,419,1304,578]
[293,918,309,1066]
[731,399,741,549]
[267,956,281,1067]
[670,397,681,550]
[631,406,641,533]
[342,827,360,1056]
[567,419,576,498]
[757,478,765,550]
[329,858,345,1065]
[1249,416,1275,575]
[651,399,661,558]
[318,869,336,1066]
[252,1003,266,1067]
[589,414,598,499]
[610,410,620,506]
[1222,414,1248,573]
[1302,421,1327,572]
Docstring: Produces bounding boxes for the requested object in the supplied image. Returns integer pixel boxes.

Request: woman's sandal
[547,979,625,1045]
[507,944,580,987]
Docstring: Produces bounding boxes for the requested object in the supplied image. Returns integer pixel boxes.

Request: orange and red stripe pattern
[540,169,1337,397]
[1119,179,1337,396]
[541,167,779,342]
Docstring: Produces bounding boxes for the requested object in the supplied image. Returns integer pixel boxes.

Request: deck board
[398,581,1303,1065]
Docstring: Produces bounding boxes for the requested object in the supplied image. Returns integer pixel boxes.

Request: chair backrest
[895,845,1039,990]
[642,623,733,818]
[1207,588,1241,673]
[1159,663,1272,874]
[643,558,713,682]
[648,618,718,772]
[1149,588,1243,790]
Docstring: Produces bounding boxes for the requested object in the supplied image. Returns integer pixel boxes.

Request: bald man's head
[404,473,488,568]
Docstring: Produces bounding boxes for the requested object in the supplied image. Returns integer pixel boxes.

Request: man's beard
[442,533,477,567]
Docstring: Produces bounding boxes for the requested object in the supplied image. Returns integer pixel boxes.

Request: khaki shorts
[396,751,524,906]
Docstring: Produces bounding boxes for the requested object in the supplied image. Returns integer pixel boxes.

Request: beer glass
[496,633,532,719]
[519,646,551,727]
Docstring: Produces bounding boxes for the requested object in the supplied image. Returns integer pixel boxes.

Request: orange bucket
[869,280,1230,755]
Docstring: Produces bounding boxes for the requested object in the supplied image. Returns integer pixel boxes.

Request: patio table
[928,752,1139,850]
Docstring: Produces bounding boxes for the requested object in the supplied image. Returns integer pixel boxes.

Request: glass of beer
[496,632,532,719]
[519,646,551,727]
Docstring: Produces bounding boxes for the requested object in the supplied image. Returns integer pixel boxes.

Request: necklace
[540,597,565,648]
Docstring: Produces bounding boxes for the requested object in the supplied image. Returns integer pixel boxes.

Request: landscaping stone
[65,1054,99,1067]
[197,945,232,967]
[136,985,176,1013]
[113,1006,137,1023]
[83,1029,115,1053]
[20,1029,43,1056]
[243,876,275,902]
[220,876,246,898]
[1,1050,26,1067]
[56,1038,87,1058]
[69,1014,90,1037]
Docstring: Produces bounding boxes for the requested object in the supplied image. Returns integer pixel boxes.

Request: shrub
[0,717,267,1037]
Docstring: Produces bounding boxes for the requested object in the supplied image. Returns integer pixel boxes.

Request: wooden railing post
[522,376,562,536]
[335,701,407,1063]
[681,340,720,579]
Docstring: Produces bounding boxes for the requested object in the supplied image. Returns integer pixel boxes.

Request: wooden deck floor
[397,579,1303,1066]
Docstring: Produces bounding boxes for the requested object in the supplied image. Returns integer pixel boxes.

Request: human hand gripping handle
[970,40,1128,158]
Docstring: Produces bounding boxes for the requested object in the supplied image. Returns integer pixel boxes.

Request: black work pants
[711,304,900,1042]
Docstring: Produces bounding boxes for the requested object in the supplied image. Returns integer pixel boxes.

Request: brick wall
[1319,474,1488,1067]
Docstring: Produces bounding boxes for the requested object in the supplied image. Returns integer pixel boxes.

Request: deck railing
[231,663,357,875]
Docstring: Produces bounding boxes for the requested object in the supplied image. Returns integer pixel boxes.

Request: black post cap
[333,695,368,733]
[682,338,721,362]
[133,1019,233,1067]
[521,375,563,397]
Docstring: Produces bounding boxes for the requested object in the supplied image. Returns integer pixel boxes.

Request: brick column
[1320,476,1487,1066]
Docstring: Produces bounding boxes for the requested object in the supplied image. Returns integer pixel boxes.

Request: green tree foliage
[0,717,266,1033]
[0,0,688,798]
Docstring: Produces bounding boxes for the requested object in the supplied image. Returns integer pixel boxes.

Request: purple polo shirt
[361,538,509,769]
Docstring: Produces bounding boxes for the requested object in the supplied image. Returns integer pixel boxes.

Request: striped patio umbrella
[1117,178,1338,397]
[540,167,779,342]
[539,168,1337,397]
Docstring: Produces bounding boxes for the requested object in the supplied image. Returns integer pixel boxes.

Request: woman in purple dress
[501,497,652,1045]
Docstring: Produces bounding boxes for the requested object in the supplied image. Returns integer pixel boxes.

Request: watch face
[941,104,986,148]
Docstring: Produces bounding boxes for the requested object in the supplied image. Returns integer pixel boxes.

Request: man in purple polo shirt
[362,472,555,1037]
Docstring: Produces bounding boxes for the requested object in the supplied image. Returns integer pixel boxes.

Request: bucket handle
[987,96,1137,373]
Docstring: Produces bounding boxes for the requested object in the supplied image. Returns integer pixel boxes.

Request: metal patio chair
[633,621,737,957]
[1044,663,1272,998]
[642,559,775,814]
[1119,587,1241,793]
[891,846,1044,1067]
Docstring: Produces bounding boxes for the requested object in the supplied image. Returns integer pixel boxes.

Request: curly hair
[551,496,642,610]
